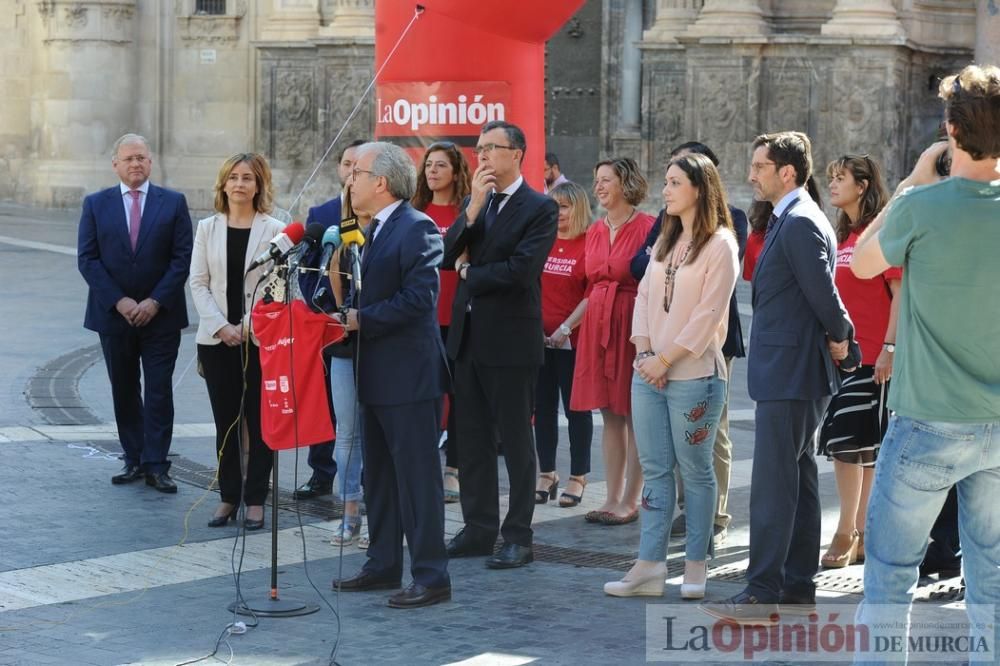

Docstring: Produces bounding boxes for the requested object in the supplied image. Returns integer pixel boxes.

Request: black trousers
[455,355,538,547]
[534,347,593,476]
[361,398,449,589]
[441,325,459,469]
[198,343,272,506]
[99,328,180,474]
[746,397,830,602]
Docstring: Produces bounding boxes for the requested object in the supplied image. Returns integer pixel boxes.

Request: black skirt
[817,366,888,467]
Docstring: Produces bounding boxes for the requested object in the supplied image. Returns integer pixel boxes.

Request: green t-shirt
[879,177,1000,422]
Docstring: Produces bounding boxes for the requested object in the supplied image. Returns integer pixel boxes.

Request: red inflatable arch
[374,0,584,188]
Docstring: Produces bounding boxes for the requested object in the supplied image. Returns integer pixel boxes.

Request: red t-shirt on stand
[835,231,902,365]
[541,235,588,348]
[252,300,345,450]
[423,202,460,327]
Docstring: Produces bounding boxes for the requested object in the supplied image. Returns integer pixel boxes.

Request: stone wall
[0,0,981,215]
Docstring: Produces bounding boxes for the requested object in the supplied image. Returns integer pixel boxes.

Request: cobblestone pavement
[0,206,968,665]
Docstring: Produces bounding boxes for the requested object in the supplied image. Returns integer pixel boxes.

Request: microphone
[247,222,305,271]
[315,226,343,277]
[311,226,343,308]
[339,214,365,248]
[286,222,326,278]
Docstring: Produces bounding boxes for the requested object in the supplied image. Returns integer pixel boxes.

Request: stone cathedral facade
[0,1,992,215]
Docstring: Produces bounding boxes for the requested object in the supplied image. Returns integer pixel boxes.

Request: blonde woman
[190,153,284,530]
[534,182,594,507]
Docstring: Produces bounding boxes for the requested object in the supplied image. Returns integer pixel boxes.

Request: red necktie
[128,190,141,251]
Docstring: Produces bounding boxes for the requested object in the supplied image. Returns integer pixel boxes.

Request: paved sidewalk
[0,205,969,665]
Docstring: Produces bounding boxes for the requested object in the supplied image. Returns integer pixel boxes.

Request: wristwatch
[559,323,572,336]
[459,262,471,278]
[883,342,896,353]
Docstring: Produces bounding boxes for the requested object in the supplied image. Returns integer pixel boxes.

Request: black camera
[935,149,952,178]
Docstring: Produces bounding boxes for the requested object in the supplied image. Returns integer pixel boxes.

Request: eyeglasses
[750,161,776,174]
[428,141,457,151]
[474,143,516,156]
[351,168,378,181]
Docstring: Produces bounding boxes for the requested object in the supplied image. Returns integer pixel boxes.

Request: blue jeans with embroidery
[855,416,1000,665]
[631,373,726,562]
[330,356,364,502]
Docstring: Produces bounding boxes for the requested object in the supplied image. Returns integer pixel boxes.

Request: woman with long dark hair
[818,154,897,569]
[604,153,738,598]
[412,141,472,502]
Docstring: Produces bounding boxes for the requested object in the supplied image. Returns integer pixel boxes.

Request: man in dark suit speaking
[78,133,193,493]
[703,131,853,624]
[332,141,452,609]
[442,121,558,569]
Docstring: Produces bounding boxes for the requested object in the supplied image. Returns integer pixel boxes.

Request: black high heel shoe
[244,506,265,531]
[534,473,559,504]
[208,506,237,528]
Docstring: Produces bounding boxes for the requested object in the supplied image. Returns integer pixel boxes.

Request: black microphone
[287,222,326,276]
[247,222,305,272]
[312,226,343,301]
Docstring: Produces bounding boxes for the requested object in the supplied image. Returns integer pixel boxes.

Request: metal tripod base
[228,595,320,617]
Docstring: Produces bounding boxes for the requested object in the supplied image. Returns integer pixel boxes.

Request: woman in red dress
[570,157,655,524]
[412,141,472,502]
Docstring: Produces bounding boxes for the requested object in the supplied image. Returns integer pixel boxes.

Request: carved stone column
[976,0,1000,66]
[685,0,768,38]
[32,0,138,205]
[821,0,905,39]
[318,0,373,39]
[643,0,701,44]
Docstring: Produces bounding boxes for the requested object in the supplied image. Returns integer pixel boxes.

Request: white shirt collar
[120,180,150,196]
[372,199,403,226]
[498,175,523,198]
[774,186,806,219]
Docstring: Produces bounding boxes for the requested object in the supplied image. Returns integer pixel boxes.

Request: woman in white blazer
[189,153,285,530]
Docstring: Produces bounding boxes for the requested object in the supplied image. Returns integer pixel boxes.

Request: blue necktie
[484,193,507,233]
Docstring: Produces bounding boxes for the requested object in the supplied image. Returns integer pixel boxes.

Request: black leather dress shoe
[293,476,333,500]
[145,472,178,494]
[387,582,451,609]
[701,591,779,626]
[112,464,144,485]
[778,591,817,615]
[446,528,495,558]
[485,542,533,569]
[332,570,402,592]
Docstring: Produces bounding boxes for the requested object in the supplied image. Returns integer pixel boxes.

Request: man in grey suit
[703,131,854,624]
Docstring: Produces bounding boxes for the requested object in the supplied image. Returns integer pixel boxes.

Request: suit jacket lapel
[752,194,803,304]
[133,185,163,255]
[477,184,527,257]
[361,202,406,277]
[245,213,269,271]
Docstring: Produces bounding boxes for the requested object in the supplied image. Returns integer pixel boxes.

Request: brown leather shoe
[387,582,451,608]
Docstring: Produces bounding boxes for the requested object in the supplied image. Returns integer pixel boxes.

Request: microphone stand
[231,257,319,618]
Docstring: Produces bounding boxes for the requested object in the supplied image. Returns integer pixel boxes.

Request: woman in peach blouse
[604,153,738,599]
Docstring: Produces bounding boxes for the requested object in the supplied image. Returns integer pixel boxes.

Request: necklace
[605,208,636,231]
[663,241,693,313]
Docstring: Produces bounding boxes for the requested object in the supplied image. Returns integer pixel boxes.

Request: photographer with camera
[851,64,1000,662]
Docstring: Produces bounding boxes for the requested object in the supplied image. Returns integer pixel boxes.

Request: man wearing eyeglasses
[78,133,193,493]
[331,141,452,609]
[702,130,855,625]
[442,121,558,569]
